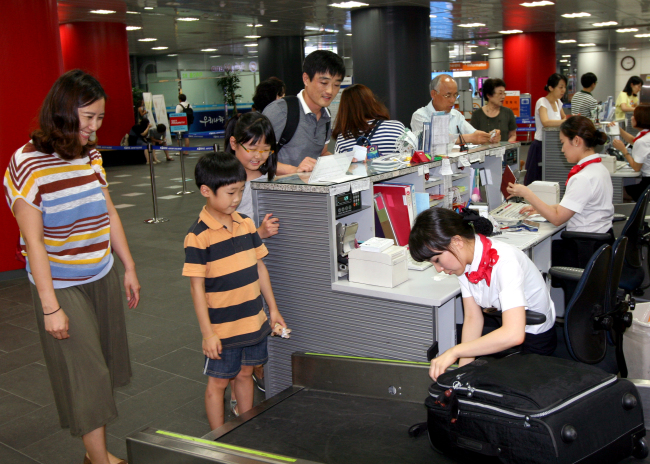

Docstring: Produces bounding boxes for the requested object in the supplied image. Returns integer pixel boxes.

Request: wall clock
[621,56,636,71]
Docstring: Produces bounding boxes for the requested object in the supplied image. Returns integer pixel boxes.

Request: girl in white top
[409,208,556,381]
[613,105,650,201]
[525,73,568,184]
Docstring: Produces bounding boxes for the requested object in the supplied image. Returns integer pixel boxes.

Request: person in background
[128,118,158,164]
[137,99,148,122]
[409,208,556,381]
[149,123,174,161]
[252,77,286,113]
[4,69,140,464]
[332,84,406,155]
[263,50,346,174]
[508,116,614,268]
[176,93,192,154]
[615,76,643,121]
[410,74,497,144]
[570,73,598,118]
[470,78,517,143]
[612,105,650,201]
[524,73,568,185]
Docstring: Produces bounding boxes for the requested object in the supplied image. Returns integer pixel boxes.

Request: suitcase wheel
[633,437,649,459]
[408,422,428,438]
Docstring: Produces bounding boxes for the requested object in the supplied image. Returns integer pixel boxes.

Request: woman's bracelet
[43,307,61,316]
[203,333,218,341]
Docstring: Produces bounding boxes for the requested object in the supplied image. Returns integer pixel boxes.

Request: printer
[528,181,560,205]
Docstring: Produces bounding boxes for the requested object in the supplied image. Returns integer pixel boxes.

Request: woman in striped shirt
[4,70,140,464]
[332,84,406,156]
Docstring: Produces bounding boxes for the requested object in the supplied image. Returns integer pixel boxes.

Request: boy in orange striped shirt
[183,152,286,429]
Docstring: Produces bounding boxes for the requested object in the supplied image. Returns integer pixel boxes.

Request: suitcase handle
[450,432,502,456]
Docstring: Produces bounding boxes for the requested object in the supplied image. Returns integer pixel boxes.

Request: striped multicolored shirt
[4,142,113,288]
[183,207,271,349]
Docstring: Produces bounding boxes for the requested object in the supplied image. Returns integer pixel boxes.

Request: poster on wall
[152,95,170,144]
[504,90,520,117]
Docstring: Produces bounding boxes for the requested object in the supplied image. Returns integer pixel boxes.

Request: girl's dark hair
[31,69,107,160]
[482,78,506,98]
[560,115,607,148]
[195,151,246,192]
[232,112,278,180]
[252,77,286,112]
[634,105,650,130]
[332,84,390,140]
[544,73,568,92]
[624,76,643,96]
[409,208,493,262]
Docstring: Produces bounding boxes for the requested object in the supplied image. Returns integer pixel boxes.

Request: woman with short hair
[470,78,517,142]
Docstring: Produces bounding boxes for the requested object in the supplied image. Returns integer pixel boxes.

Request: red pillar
[60,22,133,146]
[503,32,556,117]
[0,0,63,274]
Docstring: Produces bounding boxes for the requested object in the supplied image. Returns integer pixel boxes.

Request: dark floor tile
[0,404,62,450]
[135,293,198,325]
[0,443,39,464]
[21,429,85,464]
[108,376,205,438]
[126,332,150,350]
[0,364,55,407]
[0,298,33,323]
[0,393,41,427]
[6,311,38,332]
[124,310,185,338]
[0,323,40,352]
[0,277,29,291]
[129,324,199,364]
[0,343,44,376]
[115,362,175,397]
[0,282,34,306]
[146,347,207,384]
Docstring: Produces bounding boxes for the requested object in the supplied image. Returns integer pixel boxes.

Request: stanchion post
[213,143,220,152]
[144,143,169,224]
[177,132,194,195]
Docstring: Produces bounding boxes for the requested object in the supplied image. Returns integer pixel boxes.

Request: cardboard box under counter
[348,245,409,288]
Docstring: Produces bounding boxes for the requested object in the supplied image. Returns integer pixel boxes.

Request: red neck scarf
[634,129,650,143]
[465,234,499,286]
[566,157,601,185]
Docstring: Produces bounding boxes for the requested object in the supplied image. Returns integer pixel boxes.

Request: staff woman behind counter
[507,116,614,267]
[612,105,650,201]
[615,76,643,122]
[409,208,556,381]
[470,78,517,143]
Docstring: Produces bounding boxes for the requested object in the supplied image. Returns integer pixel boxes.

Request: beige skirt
[31,265,132,436]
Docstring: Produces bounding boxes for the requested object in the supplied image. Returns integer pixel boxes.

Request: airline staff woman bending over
[612,105,650,201]
[508,116,614,266]
[409,208,556,380]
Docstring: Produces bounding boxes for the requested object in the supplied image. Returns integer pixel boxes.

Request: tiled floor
[0,148,264,463]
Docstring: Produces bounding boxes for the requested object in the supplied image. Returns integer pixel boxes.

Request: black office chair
[617,186,650,296]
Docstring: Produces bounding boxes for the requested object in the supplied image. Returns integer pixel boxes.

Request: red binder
[373,184,412,246]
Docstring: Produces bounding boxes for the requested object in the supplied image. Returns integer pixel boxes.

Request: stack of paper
[359,237,395,253]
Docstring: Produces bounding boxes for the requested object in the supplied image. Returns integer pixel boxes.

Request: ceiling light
[126,11,141,14]
[210,55,221,58]
[343,56,351,59]
[483,53,489,55]
[144,7,154,10]
[467,51,476,54]
[467,45,478,48]
[557,39,576,43]
[593,21,617,26]
[346,33,352,36]
[520,1,553,6]
[245,35,261,38]
[487,47,496,50]
[458,23,485,28]
[90,10,116,14]
[561,12,591,18]
[578,43,595,47]
[246,23,263,27]
[152,47,168,50]
[634,33,650,37]
[562,54,571,57]
[329,1,369,8]
[167,54,178,56]
[245,43,259,47]
[201,48,217,51]
[270,19,278,22]
[617,28,638,33]
[499,30,523,34]
[559,59,568,62]
[430,15,437,18]
[177,17,199,21]
[126,26,142,31]
[138,38,157,42]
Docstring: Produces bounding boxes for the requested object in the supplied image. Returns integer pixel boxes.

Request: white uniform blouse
[631,132,650,177]
[458,235,556,334]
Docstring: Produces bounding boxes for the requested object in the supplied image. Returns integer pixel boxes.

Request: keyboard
[490,202,531,223]
[616,160,630,170]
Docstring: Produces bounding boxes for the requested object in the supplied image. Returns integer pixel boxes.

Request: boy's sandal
[230,399,239,417]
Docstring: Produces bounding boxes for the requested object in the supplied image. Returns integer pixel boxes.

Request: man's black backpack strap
[277,96,300,154]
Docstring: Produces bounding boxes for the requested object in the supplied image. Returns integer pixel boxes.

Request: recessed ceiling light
[561,12,591,18]
[499,30,523,34]
[562,54,571,57]
[593,21,618,26]
[168,54,178,56]
[487,47,496,50]
[578,43,596,47]
[617,28,638,33]
[467,45,478,48]
[559,59,568,62]
[126,26,142,31]
[430,15,437,18]
[520,1,553,6]
[245,35,261,38]
[483,53,489,55]
[152,46,168,50]
[177,17,199,21]
[343,56,351,59]
[467,51,476,54]
[90,10,116,14]
[329,1,369,8]
[246,23,263,27]
[210,55,221,58]
[458,23,485,28]
[126,11,141,14]
[634,33,650,37]
[346,33,352,36]
[244,43,259,47]
[144,7,154,10]
[201,48,217,51]
[270,19,278,22]
[557,39,576,43]
[138,38,157,42]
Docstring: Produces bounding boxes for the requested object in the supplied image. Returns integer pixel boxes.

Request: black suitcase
[426,353,648,464]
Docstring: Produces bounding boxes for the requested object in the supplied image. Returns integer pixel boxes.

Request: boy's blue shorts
[203,338,268,379]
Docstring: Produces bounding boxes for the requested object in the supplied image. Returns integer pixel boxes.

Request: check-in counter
[250,142,552,397]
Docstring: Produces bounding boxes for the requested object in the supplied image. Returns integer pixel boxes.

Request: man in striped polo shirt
[570,73,599,119]
[183,152,286,429]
